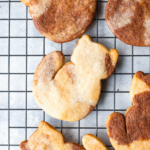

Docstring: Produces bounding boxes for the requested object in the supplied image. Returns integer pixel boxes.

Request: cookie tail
[82,134,108,150]
[33,51,65,86]
[20,140,29,150]
[130,71,150,103]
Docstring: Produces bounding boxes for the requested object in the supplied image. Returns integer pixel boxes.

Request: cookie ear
[82,134,108,150]
[21,0,30,6]
[108,49,119,71]
[101,48,118,80]
[130,71,150,103]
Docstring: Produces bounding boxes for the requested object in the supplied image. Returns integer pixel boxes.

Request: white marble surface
[0,0,150,150]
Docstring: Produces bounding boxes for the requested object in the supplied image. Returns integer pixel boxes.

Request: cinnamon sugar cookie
[21,0,96,43]
[105,0,150,46]
[20,121,108,150]
[32,35,118,122]
[107,71,150,150]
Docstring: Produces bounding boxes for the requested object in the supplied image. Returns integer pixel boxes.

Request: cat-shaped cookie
[107,71,150,150]
[20,121,108,150]
[32,35,118,121]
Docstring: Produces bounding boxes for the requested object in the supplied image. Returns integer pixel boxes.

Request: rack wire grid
[0,0,150,150]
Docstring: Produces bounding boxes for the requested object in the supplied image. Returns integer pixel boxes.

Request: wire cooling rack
[0,0,150,150]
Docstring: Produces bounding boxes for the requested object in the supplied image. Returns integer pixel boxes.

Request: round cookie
[106,71,150,150]
[105,0,150,46]
[32,35,118,122]
[21,0,96,43]
[20,121,108,150]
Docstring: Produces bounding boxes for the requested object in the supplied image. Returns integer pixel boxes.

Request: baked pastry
[20,121,108,150]
[32,35,118,122]
[21,0,96,43]
[105,0,150,46]
[107,71,150,150]
[82,134,108,150]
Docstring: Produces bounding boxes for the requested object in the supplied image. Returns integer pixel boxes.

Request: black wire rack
[0,0,150,150]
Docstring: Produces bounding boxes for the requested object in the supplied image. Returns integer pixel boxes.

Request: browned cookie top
[105,53,115,77]
[105,0,150,46]
[107,72,150,145]
[108,92,150,145]
[21,0,96,43]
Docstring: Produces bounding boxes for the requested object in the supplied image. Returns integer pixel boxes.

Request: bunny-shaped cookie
[107,71,150,150]
[33,35,118,121]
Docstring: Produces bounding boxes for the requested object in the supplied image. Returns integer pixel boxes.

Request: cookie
[32,35,119,122]
[21,0,96,43]
[106,71,150,150]
[105,0,150,46]
[82,134,108,150]
[20,121,108,150]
